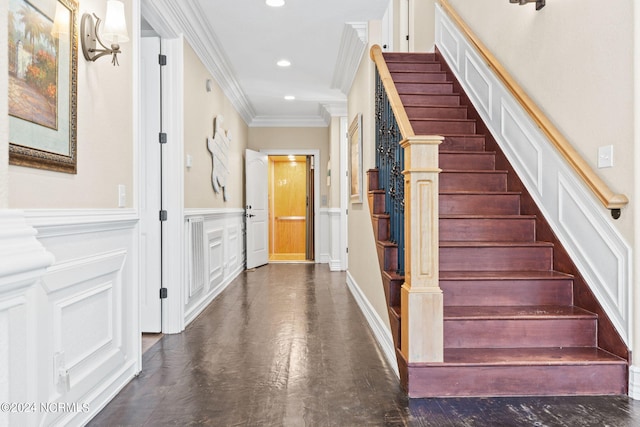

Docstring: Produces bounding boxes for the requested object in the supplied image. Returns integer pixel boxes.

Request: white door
[140,36,162,332]
[245,149,269,269]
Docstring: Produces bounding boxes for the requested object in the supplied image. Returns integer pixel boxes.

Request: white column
[400,136,444,363]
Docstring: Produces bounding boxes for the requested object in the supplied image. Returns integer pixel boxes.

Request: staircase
[367,52,628,397]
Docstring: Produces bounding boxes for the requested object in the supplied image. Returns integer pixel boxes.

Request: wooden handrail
[370,45,415,138]
[439,0,628,216]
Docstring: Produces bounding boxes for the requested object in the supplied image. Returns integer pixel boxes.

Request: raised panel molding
[436,4,631,344]
[207,228,224,290]
[437,15,460,70]
[464,52,492,119]
[500,102,543,192]
[184,209,245,326]
[16,209,139,426]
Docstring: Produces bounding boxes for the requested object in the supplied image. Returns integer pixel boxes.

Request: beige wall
[1,0,8,208]
[411,0,437,52]
[9,0,135,209]
[347,20,390,329]
[248,127,330,207]
[183,42,248,209]
[447,0,635,242]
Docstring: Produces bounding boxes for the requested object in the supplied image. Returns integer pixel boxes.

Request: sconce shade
[102,0,129,44]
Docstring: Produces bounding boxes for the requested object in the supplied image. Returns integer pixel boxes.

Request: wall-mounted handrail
[370,45,415,139]
[439,0,628,218]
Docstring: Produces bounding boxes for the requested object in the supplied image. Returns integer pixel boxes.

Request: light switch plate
[118,185,126,208]
[598,145,613,168]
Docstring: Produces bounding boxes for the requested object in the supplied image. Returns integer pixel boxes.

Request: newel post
[400,135,444,363]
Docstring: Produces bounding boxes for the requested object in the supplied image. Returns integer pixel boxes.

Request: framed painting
[8,0,78,173]
[349,113,363,203]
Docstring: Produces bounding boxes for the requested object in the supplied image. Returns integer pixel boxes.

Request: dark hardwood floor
[89,264,640,426]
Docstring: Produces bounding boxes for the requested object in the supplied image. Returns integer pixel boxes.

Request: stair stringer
[435,3,631,359]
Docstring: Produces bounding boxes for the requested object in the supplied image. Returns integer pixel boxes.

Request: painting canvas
[349,113,363,203]
[8,0,77,173]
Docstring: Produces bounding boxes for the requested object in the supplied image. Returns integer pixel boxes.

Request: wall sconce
[509,0,545,10]
[81,0,129,65]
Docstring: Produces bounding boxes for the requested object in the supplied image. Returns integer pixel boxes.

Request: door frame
[339,117,349,270]
[261,149,321,262]
[139,3,186,335]
[139,35,162,334]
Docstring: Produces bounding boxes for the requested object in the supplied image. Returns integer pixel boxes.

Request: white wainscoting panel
[630,365,640,400]
[436,4,632,344]
[23,209,139,426]
[0,211,54,426]
[207,228,224,291]
[183,209,245,326]
[318,209,331,264]
[328,208,343,271]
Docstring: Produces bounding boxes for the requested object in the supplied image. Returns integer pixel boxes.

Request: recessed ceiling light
[284,95,295,101]
[266,0,285,7]
[277,59,291,67]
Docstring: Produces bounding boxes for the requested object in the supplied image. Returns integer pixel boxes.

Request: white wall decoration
[207,115,231,201]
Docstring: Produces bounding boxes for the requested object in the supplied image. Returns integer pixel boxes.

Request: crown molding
[321,102,348,120]
[141,0,256,125]
[250,115,330,128]
[331,22,368,95]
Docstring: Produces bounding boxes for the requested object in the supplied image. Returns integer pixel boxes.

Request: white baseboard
[346,271,398,378]
[629,365,640,400]
[184,263,244,327]
[329,259,342,271]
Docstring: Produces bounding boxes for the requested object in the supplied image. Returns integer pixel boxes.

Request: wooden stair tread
[440,150,495,155]
[391,75,450,81]
[444,305,595,320]
[384,60,440,65]
[382,270,404,282]
[438,347,627,366]
[440,270,574,280]
[399,91,461,96]
[390,305,401,318]
[440,191,521,195]
[440,214,535,219]
[442,169,507,174]
[372,213,390,219]
[440,241,553,248]
[404,103,466,108]
[409,118,475,123]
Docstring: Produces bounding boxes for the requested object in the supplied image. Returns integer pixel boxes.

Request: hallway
[89,264,640,426]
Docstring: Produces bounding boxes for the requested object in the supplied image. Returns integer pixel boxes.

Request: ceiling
[142,0,390,127]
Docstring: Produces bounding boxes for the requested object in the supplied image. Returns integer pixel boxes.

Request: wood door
[269,156,307,261]
[246,149,269,269]
[140,36,162,332]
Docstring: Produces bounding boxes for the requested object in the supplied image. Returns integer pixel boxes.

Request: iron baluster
[374,69,405,276]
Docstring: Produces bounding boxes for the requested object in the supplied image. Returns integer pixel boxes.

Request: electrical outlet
[186,154,193,168]
[598,145,613,168]
[118,184,126,208]
[54,352,70,392]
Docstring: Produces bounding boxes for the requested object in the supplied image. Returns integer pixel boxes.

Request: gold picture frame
[8,0,78,173]
[349,113,363,203]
